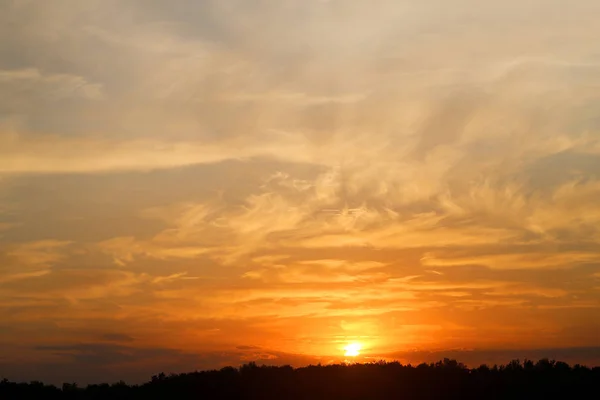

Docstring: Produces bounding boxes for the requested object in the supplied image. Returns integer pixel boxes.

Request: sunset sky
[2,0,600,384]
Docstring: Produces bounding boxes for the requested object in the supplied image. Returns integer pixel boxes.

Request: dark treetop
[2,358,600,400]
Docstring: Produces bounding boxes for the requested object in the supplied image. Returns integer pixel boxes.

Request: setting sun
[344,343,362,357]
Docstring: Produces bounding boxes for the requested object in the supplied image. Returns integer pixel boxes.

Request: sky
[1,0,600,385]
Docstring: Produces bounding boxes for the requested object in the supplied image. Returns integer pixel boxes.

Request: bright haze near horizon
[1,0,600,385]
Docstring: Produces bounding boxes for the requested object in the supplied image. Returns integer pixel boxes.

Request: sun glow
[343,343,361,357]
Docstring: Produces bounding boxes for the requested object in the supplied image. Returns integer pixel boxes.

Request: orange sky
[1,0,600,384]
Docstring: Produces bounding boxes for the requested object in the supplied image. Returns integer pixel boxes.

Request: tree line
[2,358,600,399]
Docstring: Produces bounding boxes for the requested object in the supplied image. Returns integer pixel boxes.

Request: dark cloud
[386,347,600,369]
[524,151,600,191]
[24,343,208,384]
[100,333,135,343]
[235,345,261,350]
[2,343,322,385]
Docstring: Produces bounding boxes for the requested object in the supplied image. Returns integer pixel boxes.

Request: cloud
[0,68,104,103]
[243,259,389,284]
[101,333,135,343]
[421,252,600,270]
[385,347,600,369]
[0,269,50,284]
[236,345,261,350]
[0,131,317,174]
[97,236,211,266]
[4,240,72,267]
[0,268,146,304]
[3,341,325,385]
[0,240,72,285]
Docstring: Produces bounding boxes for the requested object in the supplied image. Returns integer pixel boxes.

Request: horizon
[5,347,600,386]
[1,0,600,386]
[4,358,600,400]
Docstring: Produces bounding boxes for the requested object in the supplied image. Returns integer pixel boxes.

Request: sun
[343,343,361,357]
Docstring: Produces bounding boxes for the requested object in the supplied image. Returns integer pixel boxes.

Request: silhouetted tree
[2,358,599,399]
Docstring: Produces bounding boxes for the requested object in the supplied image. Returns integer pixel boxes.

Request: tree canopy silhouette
[2,358,599,399]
